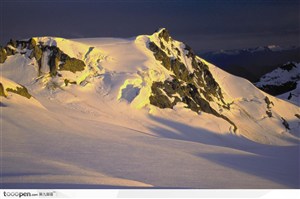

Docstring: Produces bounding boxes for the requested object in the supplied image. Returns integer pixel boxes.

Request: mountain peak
[155,27,168,33]
[153,28,171,42]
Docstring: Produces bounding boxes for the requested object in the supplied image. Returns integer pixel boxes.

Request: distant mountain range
[199,46,300,82]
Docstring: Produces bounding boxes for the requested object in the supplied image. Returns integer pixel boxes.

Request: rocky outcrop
[258,81,298,96]
[64,79,77,86]
[59,57,85,73]
[6,85,31,99]
[148,29,236,131]
[264,96,274,118]
[281,117,290,130]
[157,28,170,42]
[0,47,7,63]
[1,38,86,77]
[0,83,6,97]
[279,62,297,71]
[39,45,85,76]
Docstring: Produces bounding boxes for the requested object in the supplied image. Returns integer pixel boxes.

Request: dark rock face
[1,38,86,77]
[0,83,6,97]
[266,110,272,117]
[28,38,36,50]
[170,58,191,82]
[29,45,41,59]
[8,39,17,48]
[64,79,77,86]
[264,96,274,109]
[157,28,170,42]
[59,58,85,73]
[5,46,16,56]
[39,45,85,76]
[264,96,274,118]
[148,29,236,131]
[0,47,7,63]
[281,117,290,130]
[44,45,61,76]
[6,85,32,99]
[280,62,297,71]
[259,81,298,96]
[149,42,171,70]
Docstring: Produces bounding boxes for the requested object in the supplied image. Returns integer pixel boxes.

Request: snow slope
[1,29,299,188]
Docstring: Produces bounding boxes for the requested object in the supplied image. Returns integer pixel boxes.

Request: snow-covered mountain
[255,62,300,105]
[1,29,299,188]
[205,45,299,55]
[199,46,300,82]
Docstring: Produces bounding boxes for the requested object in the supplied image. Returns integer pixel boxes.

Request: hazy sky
[0,0,299,52]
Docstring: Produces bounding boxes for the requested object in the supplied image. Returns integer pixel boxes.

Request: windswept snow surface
[1,35,300,188]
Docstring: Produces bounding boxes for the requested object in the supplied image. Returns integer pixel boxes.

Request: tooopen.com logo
[3,191,32,198]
